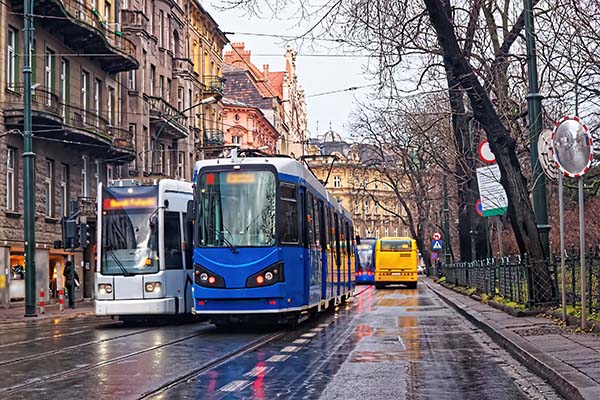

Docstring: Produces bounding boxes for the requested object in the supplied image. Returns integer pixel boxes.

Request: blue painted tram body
[189,155,355,324]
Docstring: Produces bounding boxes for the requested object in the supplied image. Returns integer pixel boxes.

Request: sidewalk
[426,278,600,400]
[0,300,95,324]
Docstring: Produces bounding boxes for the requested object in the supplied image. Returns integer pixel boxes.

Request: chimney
[263,64,269,80]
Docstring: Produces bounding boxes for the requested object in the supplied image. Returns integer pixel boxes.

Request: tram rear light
[198,301,205,306]
[208,276,216,284]
[256,275,265,285]
[269,300,276,305]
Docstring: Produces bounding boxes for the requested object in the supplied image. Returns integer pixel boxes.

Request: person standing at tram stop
[63,261,80,309]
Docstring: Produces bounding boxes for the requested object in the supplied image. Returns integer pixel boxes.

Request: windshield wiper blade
[104,246,132,276]
[207,224,238,253]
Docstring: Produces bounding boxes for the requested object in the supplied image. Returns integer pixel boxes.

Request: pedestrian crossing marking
[219,380,251,392]
[266,354,290,362]
[281,345,300,352]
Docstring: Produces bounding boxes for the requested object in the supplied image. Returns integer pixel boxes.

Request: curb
[426,280,600,400]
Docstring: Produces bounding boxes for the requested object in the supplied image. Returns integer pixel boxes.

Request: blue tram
[188,153,356,325]
[355,237,377,284]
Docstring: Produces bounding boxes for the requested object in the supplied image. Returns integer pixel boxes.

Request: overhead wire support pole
[23,0,37,317]
[523,0,550,259]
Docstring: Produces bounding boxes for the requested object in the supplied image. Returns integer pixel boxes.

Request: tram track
[138,329,286,399]
[0,324,215,396]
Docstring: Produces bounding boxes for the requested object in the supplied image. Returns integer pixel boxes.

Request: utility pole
[23,0,37,317]
[524,0,550,258]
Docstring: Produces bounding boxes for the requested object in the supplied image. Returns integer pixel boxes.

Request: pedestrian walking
[63,261,79,309]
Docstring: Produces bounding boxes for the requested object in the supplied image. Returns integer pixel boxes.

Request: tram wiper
[207,223,238,254]
[104,246,132,277]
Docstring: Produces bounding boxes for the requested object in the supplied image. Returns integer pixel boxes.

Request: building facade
[0,0,228,308]
[222,98,279,154]
[306,130,409,239]
[222,43,307,158]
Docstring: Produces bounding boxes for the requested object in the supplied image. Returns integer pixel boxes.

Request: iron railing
[443,255,558,308]
[203,76,224,96]
[203,129,224,146]
[555,245,600,314]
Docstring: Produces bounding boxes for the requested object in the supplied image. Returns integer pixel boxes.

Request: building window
[44,49,55,106]
[394,228,398,237]
[60,59,69,119]
[104,1,111,24]
[158,144,164,174]
[159,75,164,97]
[166,78,171,102]
[81,71,89,123]
[94,79,102,126]
[177,151,184,178]
[129,124,137,169]
[45,159,54,217]
[150,65,156,96]
[81,156,88,197]
[363,200,369,213]
[94,161,100,191]
[127,69,136,91]
[159,10,164,47]
[232,136,242,145]
[107,165,114,182]
[6,148,16,211]
[7,27,17,90]
[60,164,69,217]
[143,127,150,170]
[107,87,115,125]
[177,87,184,111]
[375,229,380,239]
[333,176,341,188]
[374,204,379,215]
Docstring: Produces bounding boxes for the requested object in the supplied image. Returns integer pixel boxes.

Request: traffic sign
[432,232,442,241]
[431,252,439,260]
[478,140,496,163]
[476,164,508,216]
[432,240,443,251]
[475,198,483,217]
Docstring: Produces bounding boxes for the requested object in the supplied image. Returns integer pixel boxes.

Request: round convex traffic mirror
[552,116,592,177]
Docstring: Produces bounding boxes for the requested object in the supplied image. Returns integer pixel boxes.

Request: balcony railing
[173,58,194,76]
[120,9,148,31]
[202,76,224,96]
[58,0,137,62]
[203,129,224,147]
[4,84,62,119]
[147,96,188,139]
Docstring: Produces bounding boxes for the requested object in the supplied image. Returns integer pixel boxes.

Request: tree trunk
[424,0,551,302]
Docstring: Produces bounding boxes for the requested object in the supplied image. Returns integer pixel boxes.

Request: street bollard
[58,288,64,312]
[39,289,45,314]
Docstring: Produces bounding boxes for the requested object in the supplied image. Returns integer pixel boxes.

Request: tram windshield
[100,186,159,275]
[357,245,374,271]
[198,170,276,248]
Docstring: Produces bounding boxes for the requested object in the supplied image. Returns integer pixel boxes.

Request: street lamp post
[23,0,37,317]
[524,0,550,258]
[150,96,219,174]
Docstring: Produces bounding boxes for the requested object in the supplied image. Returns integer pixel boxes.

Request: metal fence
[555,245,600,314]
[443,254,559,308]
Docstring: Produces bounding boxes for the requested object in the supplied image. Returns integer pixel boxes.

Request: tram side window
[318,200,327,252]
[279,184,299,244]
[313,197,321,249]
[164,212,183,269]
[183,214,193,269]
[345,221,351,256]
[334,213,341,267]
[305,191,315,248]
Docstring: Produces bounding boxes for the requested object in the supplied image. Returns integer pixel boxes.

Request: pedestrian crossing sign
[432,240,443,251]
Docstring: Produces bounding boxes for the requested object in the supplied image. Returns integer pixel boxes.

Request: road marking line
[397,335,406,350]
[244,366,273,377]
[293,338,309,344]
[302,332,317,337]
[266,354,290,362]
[219,380,251,392]
[281,345,300,352]
[310,327,324,332]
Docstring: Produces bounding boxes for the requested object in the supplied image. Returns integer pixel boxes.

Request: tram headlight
[246,262,285,288]
[145,282,162,293]
[199,273,208,282]
[194,264,226,288]
[98,284,112,295]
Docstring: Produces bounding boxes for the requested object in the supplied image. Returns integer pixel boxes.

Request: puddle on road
[350,351,406,363]
[405,306,446,312]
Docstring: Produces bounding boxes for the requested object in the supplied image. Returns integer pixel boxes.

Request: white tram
[95,179,194,318]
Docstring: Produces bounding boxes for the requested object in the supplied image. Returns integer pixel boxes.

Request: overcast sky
[203,3,373,140]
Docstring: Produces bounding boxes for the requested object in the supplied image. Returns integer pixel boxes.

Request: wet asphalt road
[0,282,562,399]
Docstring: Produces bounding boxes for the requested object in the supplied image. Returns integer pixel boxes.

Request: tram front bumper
[95,298,177,316]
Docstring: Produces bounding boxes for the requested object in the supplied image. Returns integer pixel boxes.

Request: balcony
[173,58,195,79]
[147,96,189,139]
[121,9,148,32]
[203,129,225,147]
[202,76,224,97]
[11,0,138,73]
[2,85,135,162]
